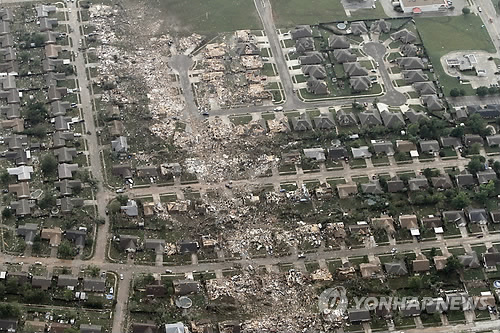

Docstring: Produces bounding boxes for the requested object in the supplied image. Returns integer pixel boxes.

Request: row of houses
[336,169,499,200]
[0,269,106,293]
[16,224,86,247]
[305,133,497,166]
[2,7,85,218]
[339,209,499,242]
[0,319,101,333]
[346,289,496,324]
[116,235,204,255]
[290,24,376,95]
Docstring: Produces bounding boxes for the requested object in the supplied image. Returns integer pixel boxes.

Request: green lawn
[416,15,496,96]
[153,0,262,35]
[271,0,347,27]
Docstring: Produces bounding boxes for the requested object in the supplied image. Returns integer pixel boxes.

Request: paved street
[363,41,407,106]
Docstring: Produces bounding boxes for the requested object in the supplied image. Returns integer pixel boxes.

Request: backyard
[416,15,496,96]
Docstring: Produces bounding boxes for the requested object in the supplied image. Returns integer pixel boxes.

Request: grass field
[271,0,347,27]
[153,0,261,35]
[416,15,496,96]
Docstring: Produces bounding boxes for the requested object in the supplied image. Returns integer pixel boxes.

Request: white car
[478,6,482,12]
[273,106,283,112]
[120,274,124,280]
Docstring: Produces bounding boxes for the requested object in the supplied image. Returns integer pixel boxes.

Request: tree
[38,193,56,210]
[476,86,489,97]
[444,255,463,273]
[24,102,48,125]
[408,276,424,290]
[492,161,500,173]
[116,195,129,205]
[462,6,470,14]
[0,303,21,319]
[451,191,470,209]
[58,240,77,259]
[450,88,460,97]
[466,113,491,137]
[1,208,13,219]
[88,265,100,277]
[64,328,79,333]
[449,126,464,138]
[0,171,9,185]
[41,155,58,177]
[488,86,499,95]
[429,247,438,258]
[467,157,485,174]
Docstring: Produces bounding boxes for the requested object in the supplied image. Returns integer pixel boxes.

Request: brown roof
[41,227,63,246]
[399,214,418,229]
[412,254,430,272]
[337,183,358,198]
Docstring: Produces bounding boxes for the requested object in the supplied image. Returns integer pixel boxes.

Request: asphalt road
[363,41,407,106]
